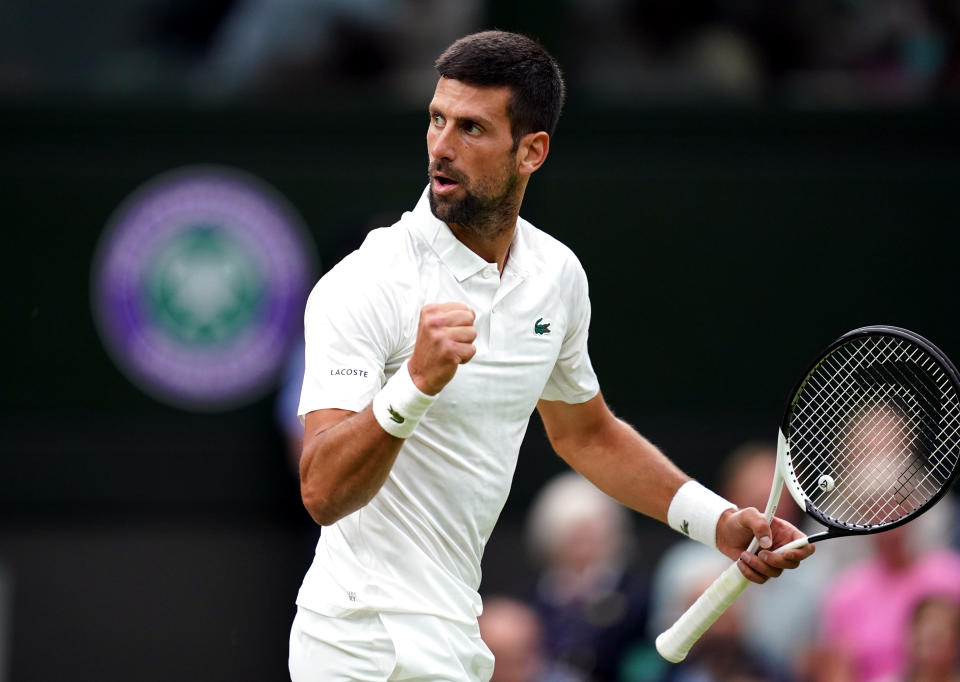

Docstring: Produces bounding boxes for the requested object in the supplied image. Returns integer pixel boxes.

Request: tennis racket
[656,325,960,663]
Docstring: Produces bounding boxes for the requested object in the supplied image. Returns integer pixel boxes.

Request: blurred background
[3,0,960,680]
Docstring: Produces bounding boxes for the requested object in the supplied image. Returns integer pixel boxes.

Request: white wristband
[667,481,737,550]
[372,361,438,439]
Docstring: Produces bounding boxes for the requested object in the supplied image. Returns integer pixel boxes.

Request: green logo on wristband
[387,405,405,424]
[681,520,690,536]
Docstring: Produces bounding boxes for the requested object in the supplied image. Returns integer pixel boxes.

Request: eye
[430,112,445,127]
[464,122,482,135]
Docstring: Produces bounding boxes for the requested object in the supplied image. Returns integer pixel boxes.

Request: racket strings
[836,381,933,512]
[813,344,949,520]
[796,371,917,466]
[809,400,920,522]
[799,341,956,524]
[787,335,960,529]
[802,415,920,522]
[795,339,940,464]
[793,357,926,500]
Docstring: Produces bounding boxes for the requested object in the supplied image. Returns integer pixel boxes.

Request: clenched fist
[408,303,477,395]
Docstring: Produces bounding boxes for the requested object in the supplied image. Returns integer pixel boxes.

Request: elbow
[310,510,341,527]
[301,484,345,526]
[299,444,345,526]
[549,431,589,468]
[301,478,370,526]
[297,432,382,526]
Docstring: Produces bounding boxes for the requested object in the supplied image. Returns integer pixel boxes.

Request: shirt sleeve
[298,254,403,419]
[540,257,600,404]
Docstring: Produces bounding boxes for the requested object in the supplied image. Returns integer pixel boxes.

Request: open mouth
[431,171,460,195]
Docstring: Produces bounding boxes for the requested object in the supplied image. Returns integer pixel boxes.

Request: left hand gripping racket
[656,325,960,663]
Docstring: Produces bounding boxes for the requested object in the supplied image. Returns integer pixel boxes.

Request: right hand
[716,509,813,584]
[408,302,477,395]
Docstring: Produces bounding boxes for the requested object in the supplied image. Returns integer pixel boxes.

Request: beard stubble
[427,159,521,241]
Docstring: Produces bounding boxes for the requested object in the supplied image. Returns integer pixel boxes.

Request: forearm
[556,415,690,524]
[541,396,813,578]
[300,406,403,526]
[558,419,759,558]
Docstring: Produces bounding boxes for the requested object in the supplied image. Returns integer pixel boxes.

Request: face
[478,601,544,682]
[911,598,960,671]
[426,77,522,239]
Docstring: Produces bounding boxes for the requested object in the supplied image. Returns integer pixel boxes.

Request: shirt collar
[504,217,531,280]
[408,186,511,283]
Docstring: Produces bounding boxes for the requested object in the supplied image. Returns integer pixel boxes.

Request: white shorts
[288,606,495,682]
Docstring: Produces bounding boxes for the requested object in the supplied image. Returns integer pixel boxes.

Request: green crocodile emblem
[681,520,690,536]
[387,405,405,424]
[534,317,551,335]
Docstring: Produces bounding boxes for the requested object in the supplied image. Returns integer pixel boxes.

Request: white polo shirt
[297,187,599,625]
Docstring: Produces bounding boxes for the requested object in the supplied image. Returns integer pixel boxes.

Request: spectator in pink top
[815,521,960,682]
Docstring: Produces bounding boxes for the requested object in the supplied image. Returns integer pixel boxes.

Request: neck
[448,220,516,271]
[447,184,524,271]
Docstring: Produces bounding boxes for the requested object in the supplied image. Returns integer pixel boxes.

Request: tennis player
[290,30,814,682]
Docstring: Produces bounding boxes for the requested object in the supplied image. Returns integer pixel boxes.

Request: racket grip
[655,561,750,663]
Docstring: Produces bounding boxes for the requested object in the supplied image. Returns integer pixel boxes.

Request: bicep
[537,392,615,459]
[303,408,356,439]
[300,408,357,474]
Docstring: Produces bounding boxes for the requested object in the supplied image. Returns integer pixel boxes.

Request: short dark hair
[434,31,566,144]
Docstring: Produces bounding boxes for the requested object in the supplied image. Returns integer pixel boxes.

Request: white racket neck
[741,429,788,554]
[777,426,811,516]
[766,429,789,520]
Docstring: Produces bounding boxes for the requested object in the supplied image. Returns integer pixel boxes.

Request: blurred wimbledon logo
[145,225,264,346]
[92,165,316,411]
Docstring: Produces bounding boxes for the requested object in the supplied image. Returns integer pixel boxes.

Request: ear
[516,131,550,176]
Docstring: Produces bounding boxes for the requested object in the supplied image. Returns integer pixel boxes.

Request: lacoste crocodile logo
[681,520,690,536]
[387,405,405,424]
[534,318,551,335]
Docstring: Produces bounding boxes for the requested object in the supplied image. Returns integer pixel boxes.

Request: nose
[428,123,456,162]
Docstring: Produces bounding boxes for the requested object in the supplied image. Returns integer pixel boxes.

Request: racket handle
[655,561,749,663]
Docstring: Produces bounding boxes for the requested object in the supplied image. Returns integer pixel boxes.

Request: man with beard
[289,30,814,682]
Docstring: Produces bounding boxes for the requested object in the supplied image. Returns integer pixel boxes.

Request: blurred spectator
[479,596,586,682]
[526,471,650,682]
[196,0,481,102]
[928,0,960,98]
[881,594,960,682]
[814,522,960,682]
[564,0,764,103]
[198,0,401,98]
[771,0,947,105]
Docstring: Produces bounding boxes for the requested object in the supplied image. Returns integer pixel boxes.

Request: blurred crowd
[2,0,960,107]
[481,444,960,682]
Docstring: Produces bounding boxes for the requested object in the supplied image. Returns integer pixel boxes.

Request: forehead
[429,77,512,124]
